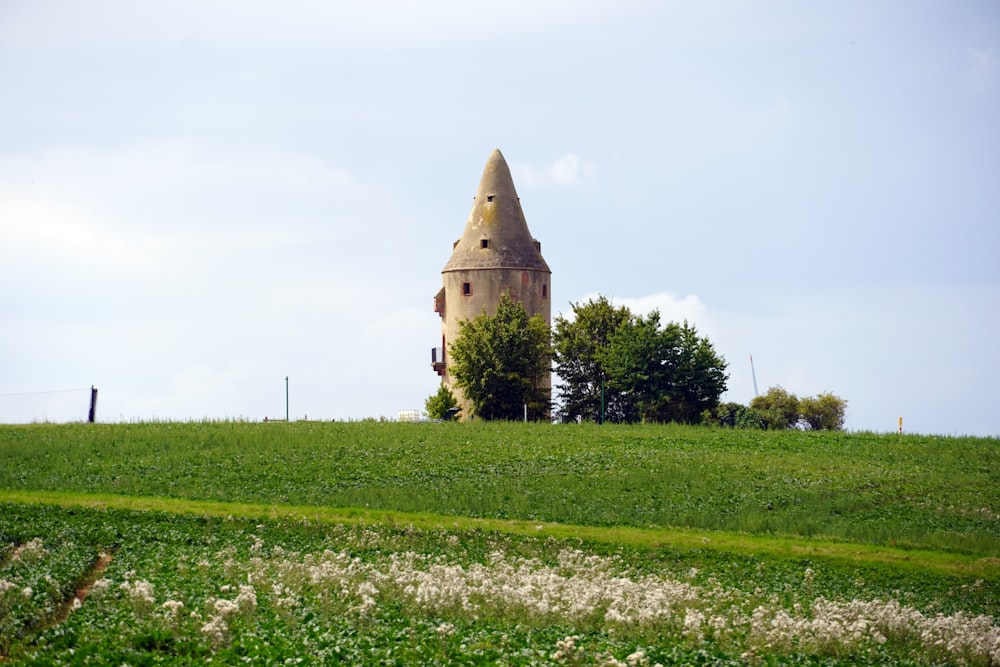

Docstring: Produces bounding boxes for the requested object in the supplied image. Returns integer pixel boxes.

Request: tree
[599,310,669,422]
[711,402,742,427]
[712,402,749,428]
[735,406,766,429]
[448,292,552,421]
[799,392,848,430]
[669,321,730,423]
[750,386,800,429]
[424,383,460,420]
[552,296,633,423]
[600,312,729,424]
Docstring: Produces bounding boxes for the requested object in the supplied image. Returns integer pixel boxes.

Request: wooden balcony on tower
[431,346,445,376]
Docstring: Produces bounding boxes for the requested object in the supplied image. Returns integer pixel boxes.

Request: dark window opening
[542,284,548,298]
[462,282,472,296]
[480,239,489,249]
[486,194,495,202]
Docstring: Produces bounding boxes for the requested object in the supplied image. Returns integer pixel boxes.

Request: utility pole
[87,386,98,423]
[285,376,289,422]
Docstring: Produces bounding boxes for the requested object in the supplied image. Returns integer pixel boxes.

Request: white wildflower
[551,635,585,663]
[90,578,112,594]
[12,538,47,562]
[626,649,648,666]
[235,585,257,613]
[130,580,155,604]
[200,616,228,646]
[351,595,377,615]
[120,579,156,616]
[162,600,185,615]
[683,609,705,640]
[212,598,240,617]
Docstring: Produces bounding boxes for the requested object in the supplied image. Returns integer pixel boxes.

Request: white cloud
[516,154,597,188]
[967,46,998,93]
[593,292,709,327]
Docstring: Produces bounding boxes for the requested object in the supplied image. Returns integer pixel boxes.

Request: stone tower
[432,148,551,417]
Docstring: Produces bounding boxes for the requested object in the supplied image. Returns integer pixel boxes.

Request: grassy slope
[2,489,998,582]
[1,421,997,557]
[2,423,999,664]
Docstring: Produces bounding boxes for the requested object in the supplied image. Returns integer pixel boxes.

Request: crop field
[1,422,998,665]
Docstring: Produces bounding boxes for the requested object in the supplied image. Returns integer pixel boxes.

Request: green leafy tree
[669,321,730,424]
[449,292,552,421]
[735,406,766,429]
[708,402,766,429]
[599,311,667,422]
[799,392,848,430]
[552,296,633,423]
[424,383,460,420]
[713,402,750,428]
[601,313,728,424]
[750,386,800,429]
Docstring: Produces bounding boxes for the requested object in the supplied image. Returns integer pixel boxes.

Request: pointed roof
[443,149,550,273]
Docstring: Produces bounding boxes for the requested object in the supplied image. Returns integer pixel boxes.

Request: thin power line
[0,387,91,397]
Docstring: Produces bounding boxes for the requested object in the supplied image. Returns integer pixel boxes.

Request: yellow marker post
[898,417,903,434]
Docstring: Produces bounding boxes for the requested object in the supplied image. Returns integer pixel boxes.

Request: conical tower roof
[443,149,550,273]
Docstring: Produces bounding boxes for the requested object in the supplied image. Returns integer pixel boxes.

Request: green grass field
[1,422,998,665]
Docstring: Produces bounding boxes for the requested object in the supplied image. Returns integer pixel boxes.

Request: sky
[1,1,998,435]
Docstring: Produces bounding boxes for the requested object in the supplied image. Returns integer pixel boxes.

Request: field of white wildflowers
[2,503,998,666]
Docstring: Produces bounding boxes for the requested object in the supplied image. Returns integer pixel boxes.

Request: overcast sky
[1,2,998,435]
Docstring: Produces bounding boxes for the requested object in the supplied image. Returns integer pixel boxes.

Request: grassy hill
[1,422,997,665]
[1,421,996,554]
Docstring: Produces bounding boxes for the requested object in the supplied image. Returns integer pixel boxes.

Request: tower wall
[440,267,551,415]
[433,149,551,420]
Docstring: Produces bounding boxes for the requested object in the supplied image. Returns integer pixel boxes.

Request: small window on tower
[542,284,548,298]
[480,239,489,249]
[486,194,495,202]
[462,282,472,296]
